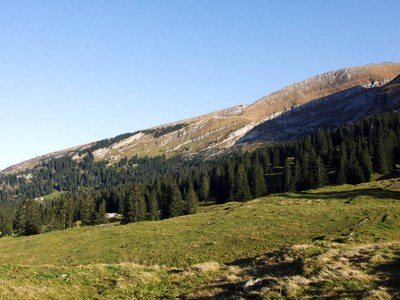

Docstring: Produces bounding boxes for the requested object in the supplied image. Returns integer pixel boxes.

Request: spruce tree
[0,207,13,237]
[185,182,199,214]
[80,192,96,226]
[337,143,348,185]
[161,179,183,219]
[148,190,160,221]
[122,183,146,224]
[249,162,267,198]
[213,165,227,204]
[14,199,42,236]
[373,134,389,174]
[168,182,184,218]
[56,194,75,229]
[261,150,271,173]
[96,200,107,225]
[346,139,365,184]
[358,141,373,182]
[314,156,328,188]
[198,174,210,202]
[226,163,236,202]
[233,164,253,202]
[282,158,295,192]
[292,159,301,191]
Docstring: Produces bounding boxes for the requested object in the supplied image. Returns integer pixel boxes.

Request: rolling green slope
[0,178,399,299]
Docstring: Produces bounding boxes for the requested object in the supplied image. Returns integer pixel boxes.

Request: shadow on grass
[279,187,400,202]
[372,254,400,297]
[178,247,400,299]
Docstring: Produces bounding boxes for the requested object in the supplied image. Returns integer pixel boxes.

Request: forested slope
[1,111,400,237]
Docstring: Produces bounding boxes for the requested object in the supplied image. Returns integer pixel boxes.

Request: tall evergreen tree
[212,165,227,204]
[282,158,295,192]
[314,156,328,188]
[161,179,184,219]
[168,181,184,218]
[122,183,146,224]
[346,139,365,184]
[198,174,210,202]
[56,194,75,229]
[292,159,301,191]
[96,200,107,225]
[226,163,236,202]
[337,143,348,185]
[357,141,373,182]
[248,162,267,198]
[233,164,253,202]
[185,182,199,214]
[14,199,42,236]
[373,134,389,174]
[0,207,13,237]
[80,192,96,226]
[147,190,160,221]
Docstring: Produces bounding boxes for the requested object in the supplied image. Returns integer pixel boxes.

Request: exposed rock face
[3,63,400,173]
[238,76,400,143]
[241,63,400,121]
[375,74,400,106]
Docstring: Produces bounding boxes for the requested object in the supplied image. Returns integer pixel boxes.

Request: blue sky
[1,0,399,170]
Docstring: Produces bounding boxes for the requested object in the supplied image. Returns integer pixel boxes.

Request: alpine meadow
[1,61,400,299]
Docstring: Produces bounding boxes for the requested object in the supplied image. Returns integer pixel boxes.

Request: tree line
[1,111,399,237]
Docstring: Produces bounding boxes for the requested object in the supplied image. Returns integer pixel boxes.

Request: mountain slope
[239,72,400,143]
[3,62,400,173]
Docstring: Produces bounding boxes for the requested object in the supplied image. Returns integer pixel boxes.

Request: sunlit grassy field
[1,178,399,299]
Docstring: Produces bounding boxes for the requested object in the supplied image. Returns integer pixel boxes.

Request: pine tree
[226,163,236,202]
[212,165,227,204]
[346,139,365,184]
[357,141,373,182]
[248,162,267,198]
[292,159,301,191]
[314,156,328,188]
[271,148,280,167]
[282,158,295,192]
[161,179,184,219]
[261,150,271,173]
[96,200,107,225]
[233,164,253,202]
[168,182,184,218]
[56,194,75,229]
[299,151,316,190]
[0,207,13,237]
[80,192,96,226]
[185,182,199,214]
[326,128,334,163]
[147,190,160,221]
[14,199,42,236]
[373,134,389,174]
[122,183,146,224]
[198,174,210,202]
[337,143,348,185]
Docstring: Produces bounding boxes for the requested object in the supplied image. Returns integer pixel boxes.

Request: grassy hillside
[0,178,399,299]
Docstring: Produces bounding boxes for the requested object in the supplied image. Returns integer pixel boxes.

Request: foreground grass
[0,178,399,299]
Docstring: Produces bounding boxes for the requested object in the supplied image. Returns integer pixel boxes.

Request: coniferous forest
[1,111,400,236]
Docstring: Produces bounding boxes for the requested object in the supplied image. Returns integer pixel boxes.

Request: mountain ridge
[2,62,400,174]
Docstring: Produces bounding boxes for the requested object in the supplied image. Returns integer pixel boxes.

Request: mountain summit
[3,62,400,173]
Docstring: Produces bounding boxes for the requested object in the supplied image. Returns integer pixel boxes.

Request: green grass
[42,190,66,200]
[1,178,400,299]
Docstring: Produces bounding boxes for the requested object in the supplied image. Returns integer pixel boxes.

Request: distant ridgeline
[78,123,189,156]
[1,112,400,236]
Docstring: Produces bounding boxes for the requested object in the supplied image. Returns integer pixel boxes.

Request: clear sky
[1,0,399,171]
